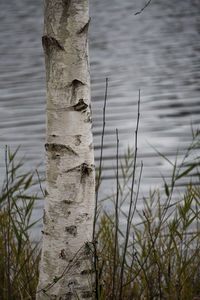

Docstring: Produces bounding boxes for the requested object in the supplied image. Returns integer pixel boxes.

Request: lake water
[0,0,200,237]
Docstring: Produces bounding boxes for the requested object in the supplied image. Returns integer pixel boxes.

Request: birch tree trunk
[37,1,95,299]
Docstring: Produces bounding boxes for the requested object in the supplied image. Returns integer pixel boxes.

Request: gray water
[0,0,200,236]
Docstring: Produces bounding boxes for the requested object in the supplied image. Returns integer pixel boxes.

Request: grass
[0,128,199,299]
[95,183,200,299]
[0,147,41,300]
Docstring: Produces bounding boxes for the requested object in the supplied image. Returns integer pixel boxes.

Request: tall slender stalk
[130,161,143,225]
[112,128,119,299]
[119,91,141,299]
[93,77,109,239]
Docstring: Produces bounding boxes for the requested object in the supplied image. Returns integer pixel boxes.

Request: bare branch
[135,0,152,15]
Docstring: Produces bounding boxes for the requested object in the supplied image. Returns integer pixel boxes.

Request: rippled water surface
[0,0,200,235]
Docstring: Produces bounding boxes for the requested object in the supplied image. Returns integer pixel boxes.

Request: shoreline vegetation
[0,127,200,299]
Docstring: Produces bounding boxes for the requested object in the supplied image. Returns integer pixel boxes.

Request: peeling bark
[37,1,95,299]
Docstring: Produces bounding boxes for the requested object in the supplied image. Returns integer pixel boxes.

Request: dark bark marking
[89,143,93,150]
[81,163,93,177]
[63,200,73,205]
[71,79,85,92]
[42,35,65,55]
[77,18,91,34]
[62,0,71,10]
[68,279,77,289]
[73,99,88,112]
[41,230,50,236]
[81,269,93,275]
[71,79,85,104]
[75,135,81,146]
[65,225,77,236]
[45,143,78,157]
[59,249,66,259]
[65,163,93,183]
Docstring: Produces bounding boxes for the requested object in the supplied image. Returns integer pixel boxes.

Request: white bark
[36,1,95,299]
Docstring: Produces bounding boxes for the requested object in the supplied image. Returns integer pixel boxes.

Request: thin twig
[112,128,119,299]
[135,0,152,15]
[119,91,141,299]
[130,161,143,225]
[93,77,108,239]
